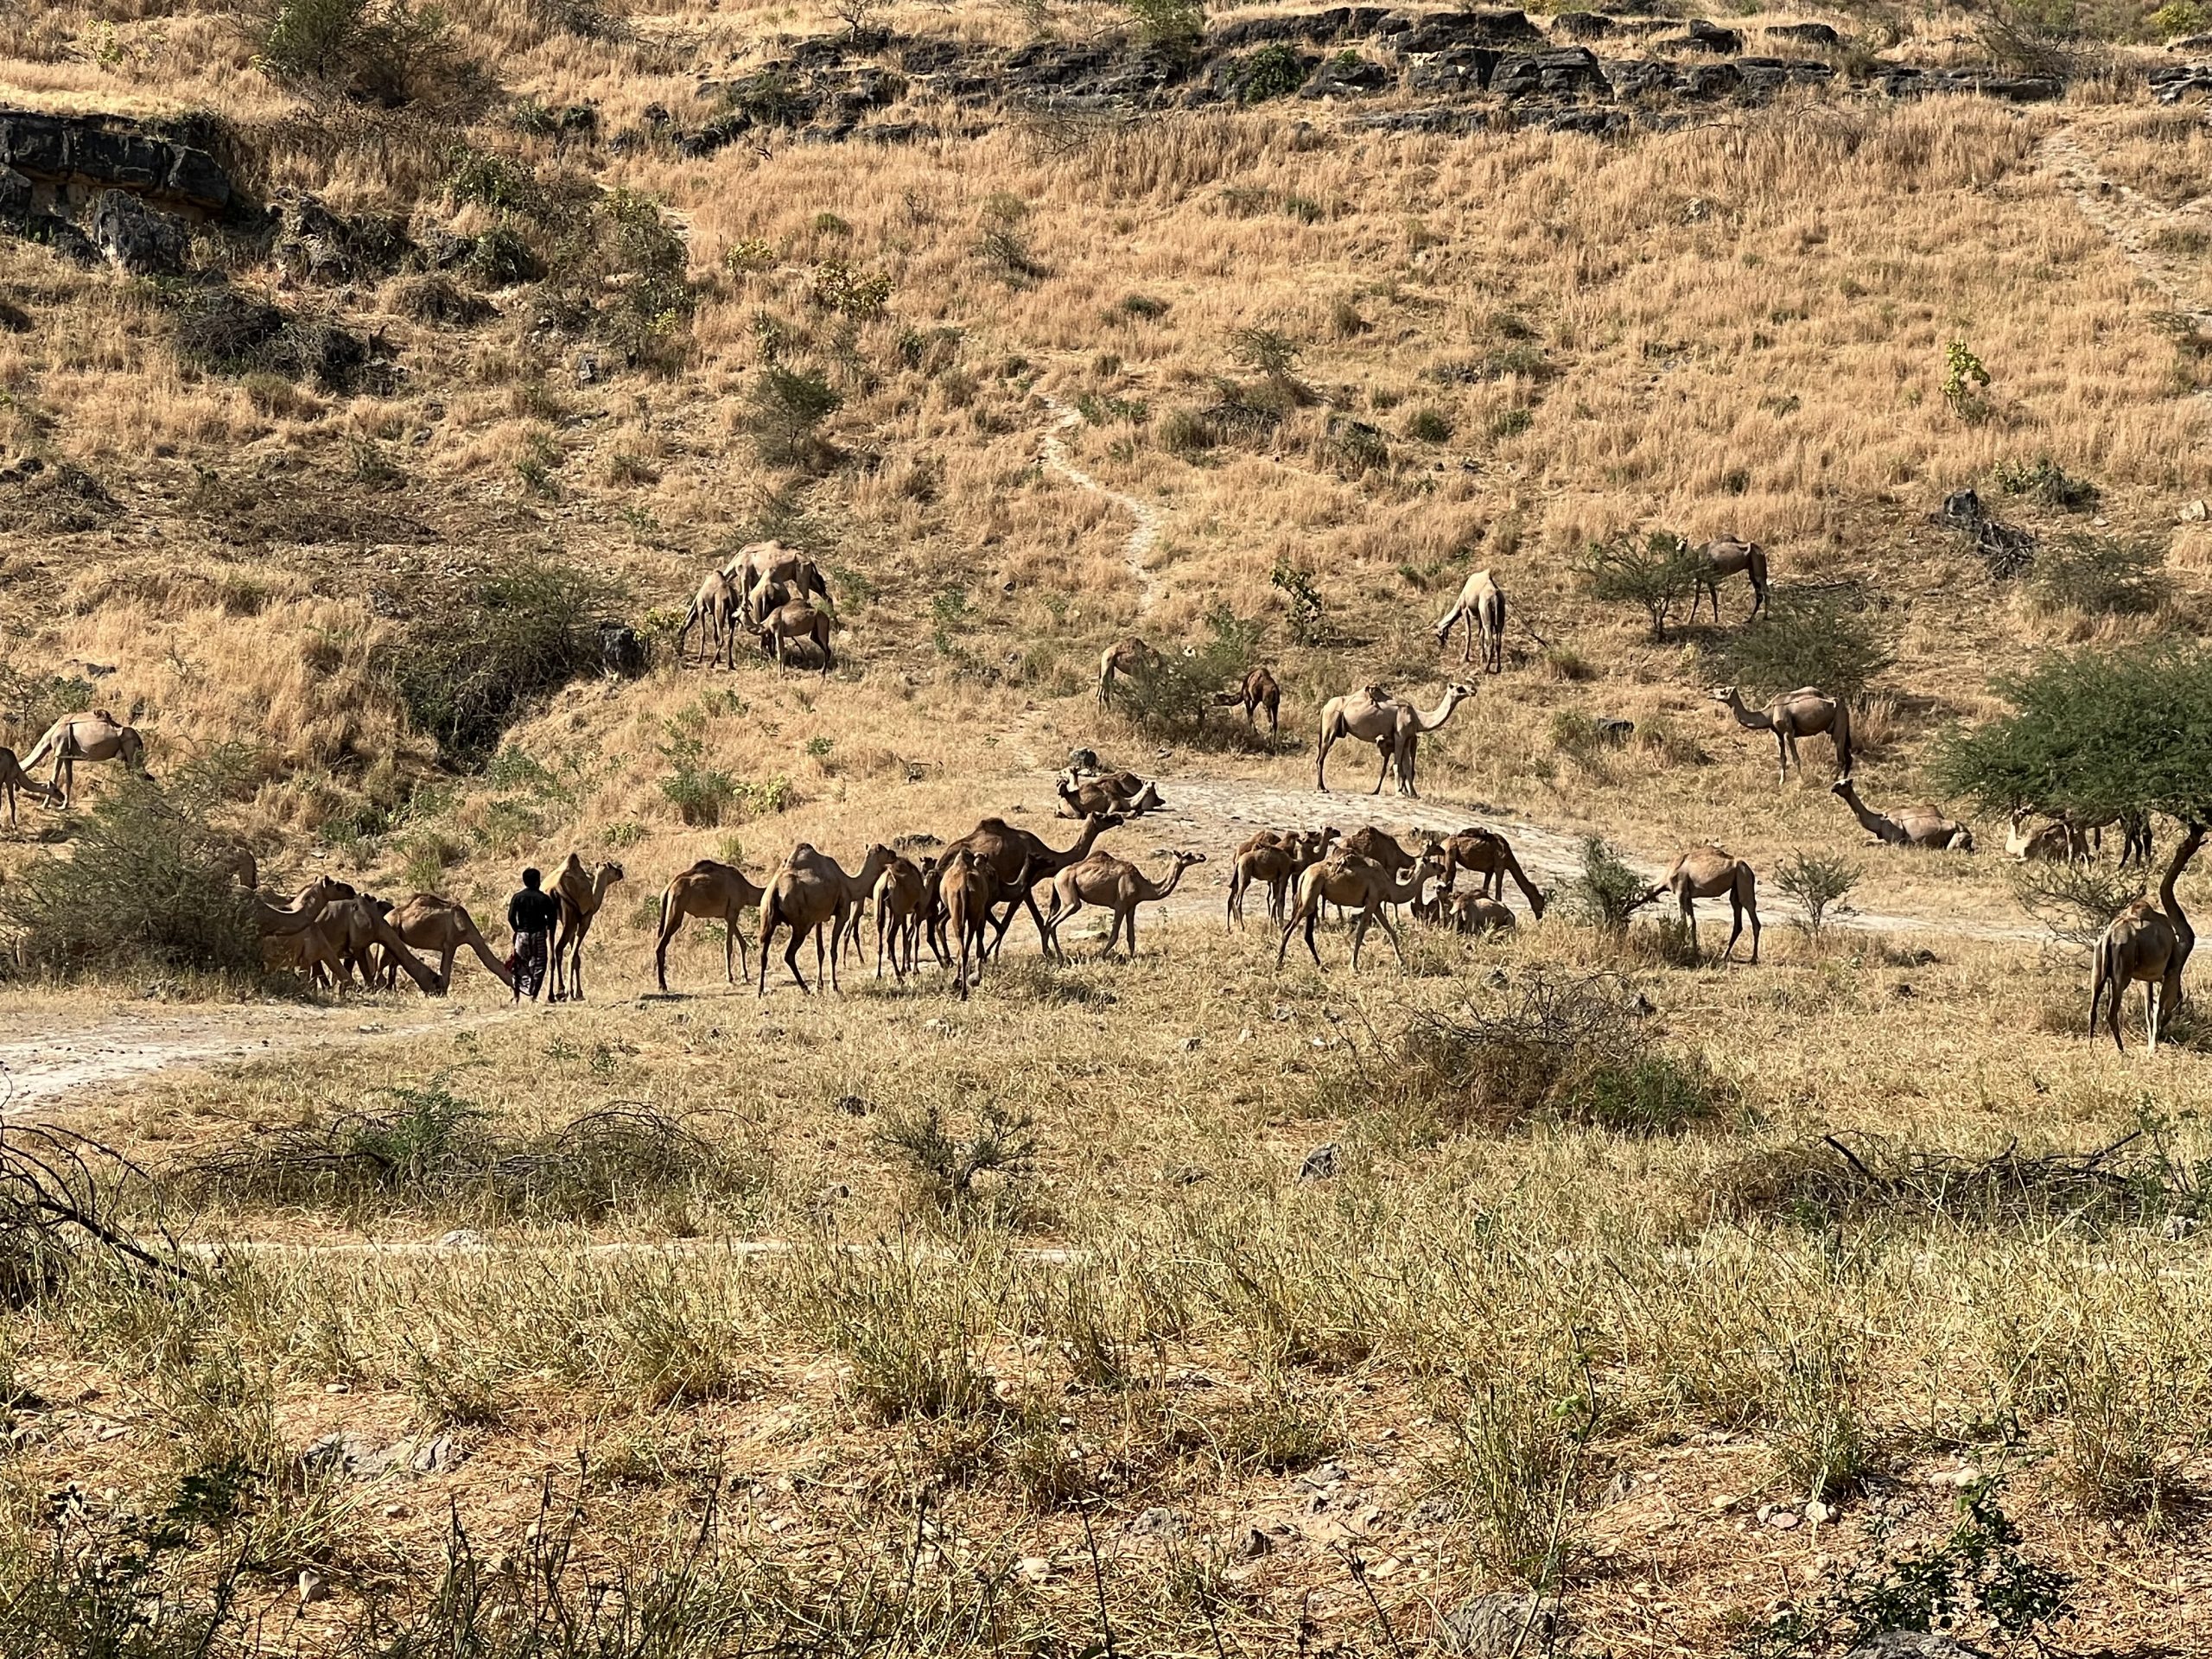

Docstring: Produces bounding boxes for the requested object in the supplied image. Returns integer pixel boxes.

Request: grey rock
[1673,18,1743,52]
[1128,1505,1185,1539]
[0,166,30,223]
[88,190,188,276]
[1303,54,1394,98]
[1406,1491,1456,1526]
[1299,1142,1339,1181]
[1768,19,1841,46]
[1440,1593,1563,1656]
[596,620,645,676]
[1230,1522,1272,1558]
[302,1430,399,1478]
[574,349,601,385]
[1552,10,1615,37]
[1846,1636,1966,1659]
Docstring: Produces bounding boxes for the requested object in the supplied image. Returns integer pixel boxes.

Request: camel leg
[1316,723,1338,793]
[783,925,810,993]
[1349,909,1370,969]
[1681,892,1700,963]
[1371,745,1392,796]
[1118,905,1137,958]
[1226,876,1243,931]
[1375,906,1407,967]
[1723,896,1745,963]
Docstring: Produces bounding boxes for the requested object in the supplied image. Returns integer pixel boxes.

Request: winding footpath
[1037,391,1166,611]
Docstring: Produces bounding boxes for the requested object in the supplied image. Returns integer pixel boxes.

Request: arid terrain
[3,0,2212,1651]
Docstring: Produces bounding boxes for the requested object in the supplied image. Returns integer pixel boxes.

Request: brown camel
[653,860,765,993]
[872,854,933,982]
[1042,850,1206,958]
[1688,539,1770,624]
[678,569,738,668]
[721,539,803,599]
[760,600,834,677]
[1710,685,1852,785]
[383,895,514,990]
[2005,811,2081,864]
[1637,845,1761,964]
[1096,637,1159,709]
[264,918,344,987]
[22,710,149,808]
[1433,569,1506,673]
[1057,771,1162,818]
[1833,780,1974,852]
[1434,827,1548,918]
[1316,683,1475,797]
[1211,666,1282,743]
[940,812,1121,957]
[745,562,832,628]
[550,855,626,1002]
[936,849,1017,999]
[1450,893,1517,936]
[757,842,893,995]
[1276,853,1429,971]
[1225,828,1337,929]
[2089,824,2203,1053]
[318,895,447,993]
[0,746,58,827]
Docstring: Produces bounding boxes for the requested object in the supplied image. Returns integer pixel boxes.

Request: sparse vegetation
[1579,531,1704,639]
[1776,850,1862,936]
[2025,533,2171,618]
[1717,585,1896,702]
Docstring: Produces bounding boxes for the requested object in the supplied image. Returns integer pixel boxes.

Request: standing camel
[1434,827,1548,917]
[1042,850,1206,958]
[940,812,1121,957]
[550,855,626,1002]
[1316,683,1475,797]
[938,850,1025,1000]
[678,569,738,668]
[757,842,893,995]
[1832,781,1974,852]
[653,860,765,993]
[1096,637,1159,709]
[1433,569,1506,673]
[760,600,834,677]
[1637,845,1761,964]
[2089,824,2203,1054]
[0,747,57,827]
[1275,853,1430,971]
[1688,540,1770,624]
[21,711,149,808]
[382,895,514,990]
[1709,686,1852,785]
[1211,667,1282,745]
[872,854,932,982]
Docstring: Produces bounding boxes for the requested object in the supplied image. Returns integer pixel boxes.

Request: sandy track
[1037,391,1165,611]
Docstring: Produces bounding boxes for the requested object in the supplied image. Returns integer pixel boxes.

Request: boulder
[1767,19,1841,46]
[0,109,232,212]
[597,620,645,677]
[1674,18,1744,52]
[1440,1594,1562,1656]
[1299,1142,1339,1181]
[1552,10,1617,37]
[88,189,188,276]
[1302,53,1395,97]
[1492,47,1610,98]
[0,166,29,223]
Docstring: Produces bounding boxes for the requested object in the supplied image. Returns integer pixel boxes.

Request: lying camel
[1057,771,1162,818]
[678,569,738,669]
[1449,893,1516,936]
[552,855,626,1002]
[1276,852,1427,971]
[382,895,514,990]
[1689,539,1770,624]
[1096,637,1159,708]
[1638,845,1760,964]
[1042,850,1206,958]
[1433,569,1506,673]
[653,860,765,993]
[2005,811,2078,863]
[760,600,833,677]
[1710,685,1851,785]
[1316,683,1475,797]
[1211,666,1282,743]
[1434,827,1547,918]
[1832,780,1974,853]
[758,842,893,995]
[22,710,149,808]
[2089,824,2203,1053]
[0,747,58,827]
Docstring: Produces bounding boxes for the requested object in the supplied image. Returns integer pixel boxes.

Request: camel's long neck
[2161,824,2205,957]
[1145,861,1192,904]
[1413,692,1460,732]
[1838,786,1889,838]
[1724,695,1770,732]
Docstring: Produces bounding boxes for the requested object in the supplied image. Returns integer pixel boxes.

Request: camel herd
[677,542,837,676]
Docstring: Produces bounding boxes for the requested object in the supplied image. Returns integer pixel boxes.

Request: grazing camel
[1832,780,1974,853]
[1316,683,1476,797]
[1042,850,1206,958]
[550,855,626,1002]
[2005,812,2078,863]
[22,710,149,808]
[0,747,58,827]
[721,540,804,602]
[2089,825,2204,1053]
[678,569,738,668]
[1276,853,1428,971]
[872,854,933,982]
[1709,686,1852,785]
[1225,828,1337,929]
[1433,569,1506,673]
[1688,539,1770,624]
[382,895,514,990]
[1211,667,1282,744]
[1434,827,1548,918]
[760,600,834,677]
[1637,845,1761,964]
[757,842,893,995]
[653,860,765,993]
[318,895,447,993]
[940,812,1120,957]
[744,559,831,626]
[1096,637,1159,709]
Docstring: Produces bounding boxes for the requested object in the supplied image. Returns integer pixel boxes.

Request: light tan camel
[760,600,834,677]
[721,539,800,596]
[1450,893,1517,936]
[264,918,344,987]
[1041,850,1206,958]
[1211,666,1282,743]
[1637,844,1760,963]
[2005,811,2082,864]
[1096,637,1160,708]
[745,562,832,628]
[757,842,893,995]
[1276,852,1428,970]
[1317,683,1475,796]
[1433,569,1506,673]
[1433,827,1548,917]
[940,812,1120,957]
[1710,685,1852,784]
[550,855,625,1002]
[1225,828,1337,929]
[1057,771,1162,818]
[872,854,933,982]
[318,895,447,993]
[2090,826,2203,1053]
[1689,539,1770,624]
[0,746,59,827]
[22,710,149,807]
[678,570,738,668]
[652,860,765,993]
[1832,780,1974,853]
[383,895,514,990]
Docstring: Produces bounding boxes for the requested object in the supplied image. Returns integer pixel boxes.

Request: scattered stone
[1406,1492,1456,1526]
[1847,1635,1967,1659]
[574,349,601,385]
[1015,1555,1052,1583]
[1230,1523,1272,1559]
[1298,1142,1339,1182]
[87,189,188,276]
[1769,1508,1802,1529]
[1128,1505,1185,1540]
[1440,1593,1562,1656]
[2181,499,2208,523]
[1302,54,1395,98]
[298,1568,330,1605]
[1768,19,1842,46]
[437,1229,488,1249]
[1805,1498,1834,1523]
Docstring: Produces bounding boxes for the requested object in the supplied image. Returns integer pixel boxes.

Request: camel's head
[1707,684,1739,707]
[1950,827,1977,854]
[1173,850,1208,868]
[1447,682,1478,701]
[1830,779,1853,798]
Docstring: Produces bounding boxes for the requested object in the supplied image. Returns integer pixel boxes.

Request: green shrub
[2027,534,2170,618]
[1405,406,1454,442]
[1123,0,1205,50]
[1714,583,1895,702]
[1436,1363,1598,1591]
[1775,849,1862,935]
[1120,292,1169,320]
[1568,836,1645,934]
[545,188,695,371]
[251,0,472,106]
[1106,605,1262,734]
[1236,41,1309,100]
[1270,561,1325,644]
[1577,530,1703,639]
[1994,455,2099,511]
[747,366,842,468]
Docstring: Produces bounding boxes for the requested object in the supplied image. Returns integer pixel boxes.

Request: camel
[872,854,934,982]
[1688,539,1770,624]
[939,812,1120,957]
[757,842,893,995]
[382,895,514,990]
[2005,812,2079,863]
[1449,893,1517,936]
[0,747,58,827]
[745,563,832,628]
[678,569,738,668]
[1210,666,1282,743]
[1275,852,1431,971]
[937,849,1023,1000]
[316,894,446,993]
[550,855,626,1002]
[1225,828,1337,929]
[1433,827,1548,918]
[22,710,149,808]
[264,918,345,987]
[1832,780,1974,853]
[1096,637,1159,708]
[1637,845,1760,964]
[1433,569,1506,673]
[1041,850,1206,958]
[652,860,765,993]
[1709,686,1852,785]
[2089,826,2203,1053]
[1057,771,1162,819]
[1316,683,1475,797]
[721,540,805,602]
[760,600,833,677]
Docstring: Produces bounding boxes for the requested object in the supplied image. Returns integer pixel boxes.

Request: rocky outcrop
[88,189,190,276]
[0,109,232,214]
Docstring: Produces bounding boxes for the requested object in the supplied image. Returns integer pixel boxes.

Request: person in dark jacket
[507,867,561,1002]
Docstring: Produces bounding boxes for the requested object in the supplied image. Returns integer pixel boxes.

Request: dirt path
[2039,128,2212,331]
[1037,391,1165,611]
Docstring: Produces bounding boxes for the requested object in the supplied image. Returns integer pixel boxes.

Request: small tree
[1123,0,1205,51]
[1271,561,1325,644]
[1716,585,1896,703]
[1775,850,1861,937]
[1942,340,1992,423]
[1230,326,1310,404]
[2026,534,2170,620]
[1568,836,1646,934]
[1109,606,1262,734]
[1578,531,1705,640]
[747,366,842,469]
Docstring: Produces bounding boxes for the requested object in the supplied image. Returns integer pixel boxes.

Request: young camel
[22,710,149,807]
[653,860,766,993]
[1276,853,1429,971]
[678,569,738,668]
[0,746,58,827]
[1042,850,1206,958]
[1709,686,1852,785]
[383,895,515,990]
[2089,824,2203,1053]
[872,853,933,982]
[1433,569,1506,673]
[757,842,893,995]
[1316,683,1475,797]
[1210,666,1282,744]
[2005,812,2078,863]
[1688,539,1770,624]
[1434,827,1548,917]
[1449,893,1517,936]
[1224,829,1336,929]
[1832,780,1974,852]
[760,600,833,677]
[1637,845,1761,964]
[1096,637,1159,708]
[551,855,626,1002]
